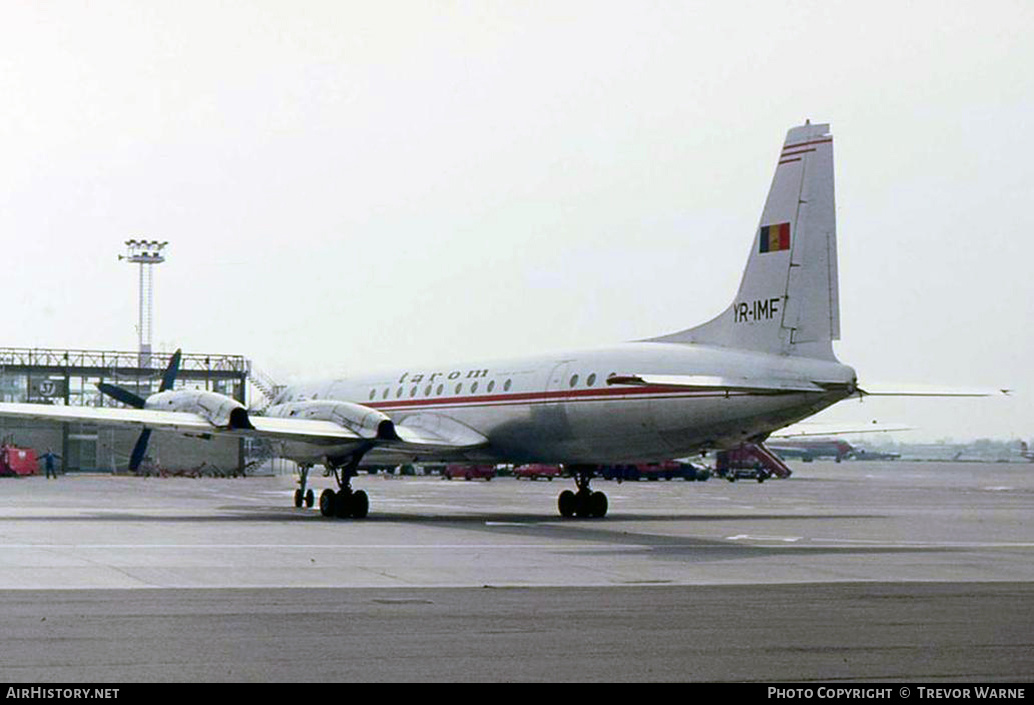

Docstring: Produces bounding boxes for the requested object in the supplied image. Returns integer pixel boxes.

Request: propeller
[98,349,182,471]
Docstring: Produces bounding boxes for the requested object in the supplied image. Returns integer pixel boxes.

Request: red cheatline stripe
[371,385,683,409]
[364,385,774,413]
[778,158,802,165]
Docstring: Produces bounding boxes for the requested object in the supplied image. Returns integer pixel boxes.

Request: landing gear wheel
[319,489,337,517]
[294,489,304,508]
[351,490,369,519]
[574,491,591,518]
[335,490,353,518]
[305,489,315,508]
[558,490,576,518]
[574,490,607,518]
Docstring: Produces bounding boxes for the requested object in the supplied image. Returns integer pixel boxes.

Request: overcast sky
[2,1,1031,442]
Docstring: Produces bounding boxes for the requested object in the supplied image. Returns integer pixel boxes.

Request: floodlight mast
[119,239,168,368]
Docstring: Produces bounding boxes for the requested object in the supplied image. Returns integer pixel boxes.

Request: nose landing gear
[294,464,316,508]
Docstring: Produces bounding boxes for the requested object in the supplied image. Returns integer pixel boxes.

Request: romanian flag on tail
[759,222,791,253]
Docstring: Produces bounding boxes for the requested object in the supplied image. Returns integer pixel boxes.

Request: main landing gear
[558,466,608,518]
[293,450,371,519]
[318,451,370,519]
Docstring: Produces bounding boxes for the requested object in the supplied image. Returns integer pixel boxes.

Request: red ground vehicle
[442,464,496,481]
[600,461,709,482]
[0,444,38,476]
[715,442,793,480]
[514,464,562,480]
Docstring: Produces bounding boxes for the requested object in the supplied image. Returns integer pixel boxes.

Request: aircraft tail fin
[650,122,840,360]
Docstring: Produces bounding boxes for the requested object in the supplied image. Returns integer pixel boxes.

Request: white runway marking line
[0,540,788,550]
[726,535,803,542]
[0,543,586,550]
[725,536,1034,548]
[810,538,1034,548]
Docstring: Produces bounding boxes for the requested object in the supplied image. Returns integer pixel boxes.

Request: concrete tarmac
[0,461,1032,681]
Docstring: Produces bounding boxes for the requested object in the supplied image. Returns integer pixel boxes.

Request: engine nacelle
[145,390,253,429]
[265,400,395,440]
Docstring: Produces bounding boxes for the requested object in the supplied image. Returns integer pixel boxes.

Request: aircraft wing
[0,402,363,443]
[606,374,827,394]
[0,401,487,453]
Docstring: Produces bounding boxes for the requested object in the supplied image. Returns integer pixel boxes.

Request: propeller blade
[129,429,152,471]
[160,349,182,392]
[97,383,147,409]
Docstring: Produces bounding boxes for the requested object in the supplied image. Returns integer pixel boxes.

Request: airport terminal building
[0,347,263,474]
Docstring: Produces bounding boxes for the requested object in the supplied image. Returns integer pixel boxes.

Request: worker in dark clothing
[41,449,61,479]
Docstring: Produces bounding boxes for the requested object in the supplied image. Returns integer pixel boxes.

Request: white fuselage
[273,341,857,466]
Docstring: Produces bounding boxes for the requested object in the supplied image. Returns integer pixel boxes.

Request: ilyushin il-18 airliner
[0,122,991,520]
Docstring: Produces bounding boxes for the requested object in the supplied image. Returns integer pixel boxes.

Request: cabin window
[382,388,389,399]
[587,373,597,387]
[504,379,512,392]
[410,386,417,398]
[487,380,495,393]
[471,382,478,394]
[396,387,403,398]
[436,384,444,396]
[369,389,376,400]
[569,374,579,388]
[455,383,463,394]
[424,385,432,396]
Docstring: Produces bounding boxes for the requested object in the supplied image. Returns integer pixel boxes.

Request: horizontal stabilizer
[773,420,913,438]
[855,384,1011,398]
[607,374,826,394]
